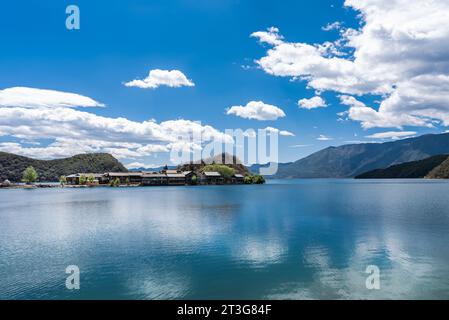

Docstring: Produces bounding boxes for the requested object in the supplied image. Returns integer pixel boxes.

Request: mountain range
[2,132,449,182]
[255,133,449,178]
[128,165,177,172]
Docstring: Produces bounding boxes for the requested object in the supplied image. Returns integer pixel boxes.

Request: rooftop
[67,173,104,178]
[142,173,168,178]
[166,173,186,178]
[105,172,143,177]
[203,171,222,177]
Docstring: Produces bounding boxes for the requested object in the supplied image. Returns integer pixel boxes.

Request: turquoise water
[1,179,449,300]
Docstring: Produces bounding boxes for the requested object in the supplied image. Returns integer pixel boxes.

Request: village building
[66,173,106,185]
[182,171,195,184]
[200,172,224,185]
[103,172,144,184]
[166,173,187,185]
[232,174,245,184]
[141,173,168,186]
[65,168,250,187]
[164,169,179,174]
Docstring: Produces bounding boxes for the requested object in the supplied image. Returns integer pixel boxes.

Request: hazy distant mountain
[248,162,292,175]
[128,165,177,172]
[272,133,449,178]
[0,152,127,182]
[355,155,449,179]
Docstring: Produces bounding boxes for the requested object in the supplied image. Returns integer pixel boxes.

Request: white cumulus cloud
[251,0,449,129]
[298,96,327,109]
[0,87,232,161]
[125,69,195,89]
[226,101,286,121]
[250,26,284,46]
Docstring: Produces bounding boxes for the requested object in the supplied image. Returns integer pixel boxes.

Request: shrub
[252,174,266,184]
[244,176,253,184]
[243,175,265,184]
[87,174,95,184]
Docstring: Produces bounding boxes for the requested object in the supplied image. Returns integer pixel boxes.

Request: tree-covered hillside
[272,133,449,178]
[355,155,449,179]
[426,157,449,179]
[0,152,127,182]
[177,153,251,176]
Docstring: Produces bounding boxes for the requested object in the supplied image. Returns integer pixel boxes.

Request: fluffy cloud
[226,101,286,121]
[0,87,104,108]
[365,131,417,140]
[252,0,449,129]
[340,95,431,129]
[251,27,284,46]
[264,127,295,136]
[298,96,327,109]
[0,87,232,160]
[125,69,195,89]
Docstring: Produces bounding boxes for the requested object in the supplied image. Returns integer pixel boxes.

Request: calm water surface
[1,179,449,299]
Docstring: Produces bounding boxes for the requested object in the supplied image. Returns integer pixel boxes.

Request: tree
[191,175,198,185]
[252,175,266,184]
[125,177,130,186]
[243,175,265,184]
[22,166,38,184]
[244,176,253,184]
[109,177,120,187]
[59,175,67,186]
[78,174,86,185]
[114,177,121,187]
[87,174,95,184]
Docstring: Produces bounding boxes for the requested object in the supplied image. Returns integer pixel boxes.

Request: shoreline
[0,183,254,189]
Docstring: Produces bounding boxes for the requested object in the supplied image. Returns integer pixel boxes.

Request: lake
[1,179,449,299]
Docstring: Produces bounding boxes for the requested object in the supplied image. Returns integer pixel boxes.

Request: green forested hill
[355,155,449,179]
[426,157,449,179]
[177,153,251,176]
[0,152,127,182]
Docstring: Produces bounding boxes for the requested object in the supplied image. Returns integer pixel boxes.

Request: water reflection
[1,180,449,299]
[232,237,287,266]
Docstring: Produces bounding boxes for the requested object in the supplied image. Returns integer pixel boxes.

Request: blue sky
[0,0,448,167]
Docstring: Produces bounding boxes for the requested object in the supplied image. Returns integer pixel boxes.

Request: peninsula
[0,152,265,188]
